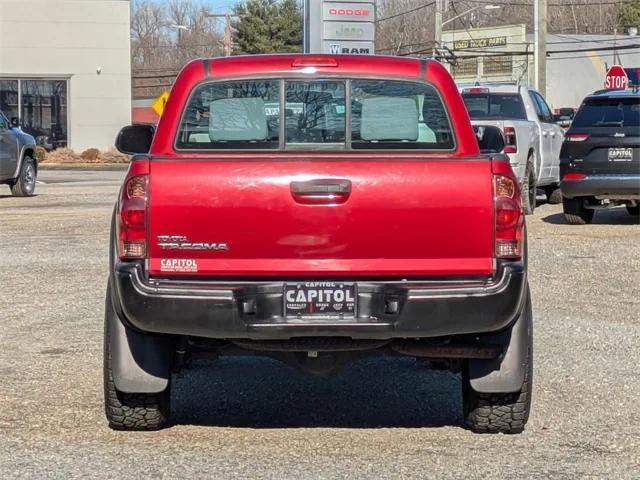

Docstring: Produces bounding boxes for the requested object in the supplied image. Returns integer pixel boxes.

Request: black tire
[462,293,533,434]
[10,156,36,197]
[626,205,639,216]
[545,185,562,205]
[104,285,170,431]
[522,160,536,215]
[562,197,594,225]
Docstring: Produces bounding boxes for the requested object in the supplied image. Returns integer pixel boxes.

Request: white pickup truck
[460,84,564,214]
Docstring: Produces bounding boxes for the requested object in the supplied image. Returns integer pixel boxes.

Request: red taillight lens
[565,133,589,142]
[563,172,587,181]
[292,56,338,67]
[494,174,523,260]
[503,127,517,154]
[117,175,148,260]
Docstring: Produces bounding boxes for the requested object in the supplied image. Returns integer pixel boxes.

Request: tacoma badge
[157,235,229,251]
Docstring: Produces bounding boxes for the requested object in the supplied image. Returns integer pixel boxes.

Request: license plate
[608,147,633,162]
[284,282,356,318]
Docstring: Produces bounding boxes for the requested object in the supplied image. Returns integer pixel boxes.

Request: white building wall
[0,0,131,150]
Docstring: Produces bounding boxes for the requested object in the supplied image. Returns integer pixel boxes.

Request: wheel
[104,285,170,430]
[562,197,594,225]
[626,205,639,216]
[521,159,536,215]
[462,291,533,434]
[10,156,36,197]
[545,185,562,205]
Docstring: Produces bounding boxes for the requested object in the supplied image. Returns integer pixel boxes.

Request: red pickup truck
[105,55,531,433]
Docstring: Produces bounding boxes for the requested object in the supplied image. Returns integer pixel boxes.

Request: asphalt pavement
[0,170,639,479]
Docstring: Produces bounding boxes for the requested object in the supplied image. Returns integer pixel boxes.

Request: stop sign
[604,65,629,90]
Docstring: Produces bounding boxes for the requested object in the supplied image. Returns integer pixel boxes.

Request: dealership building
[441,24,640,109]
[0,0,131,151]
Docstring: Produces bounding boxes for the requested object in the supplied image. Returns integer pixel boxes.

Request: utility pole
[434,0,443,60]
[534,0,547,98]
[205,12,240,57]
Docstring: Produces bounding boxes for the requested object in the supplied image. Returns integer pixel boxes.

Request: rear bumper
[112,261,527,340]
[561,175,640,199]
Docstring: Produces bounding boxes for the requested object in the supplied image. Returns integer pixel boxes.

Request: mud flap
[106,283,173,394]
[468,285,532,393]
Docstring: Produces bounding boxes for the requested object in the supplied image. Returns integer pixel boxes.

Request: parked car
[460,84,565,214]
[105,55,532,434]
[553,107,577,129]
[0,110,38,196]
[560,89,640,224]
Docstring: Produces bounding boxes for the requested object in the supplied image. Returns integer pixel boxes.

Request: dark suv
[560,90,640,224]
[0,110,38,197]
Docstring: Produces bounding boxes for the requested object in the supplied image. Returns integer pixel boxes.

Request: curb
[39,163,129,171]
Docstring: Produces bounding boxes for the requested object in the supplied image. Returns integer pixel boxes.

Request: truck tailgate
[147,157,494,278]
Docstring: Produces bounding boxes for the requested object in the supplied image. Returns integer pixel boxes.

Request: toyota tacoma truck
[105,55,532,434]
[460,84,565,214]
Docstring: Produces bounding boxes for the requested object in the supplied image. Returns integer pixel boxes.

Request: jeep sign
[323,21,374,41]
[304,0,375,55]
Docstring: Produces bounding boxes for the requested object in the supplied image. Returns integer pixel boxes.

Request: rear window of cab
[175,79,455,151]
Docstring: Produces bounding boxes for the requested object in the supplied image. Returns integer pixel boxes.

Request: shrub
[39,147,130,164]
[99,149,130,164]
[42,148,81,163]
[80,148,100,161]
[35,146,47,162]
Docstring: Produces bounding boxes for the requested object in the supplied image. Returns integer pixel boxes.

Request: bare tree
[131,0,224,98]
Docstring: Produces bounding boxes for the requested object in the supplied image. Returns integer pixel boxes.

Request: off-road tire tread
[522,160,536,215]
[562,197,594,225]
[546,186,562,205]
[10,156,35,197]
[463,290,533,434]
[463,350,532,434]
[104,285,170,431]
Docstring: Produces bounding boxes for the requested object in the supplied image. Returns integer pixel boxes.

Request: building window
[451,57,478,78]
[0,80,19,124]
[0,78,68,150]
[483,56,513,76]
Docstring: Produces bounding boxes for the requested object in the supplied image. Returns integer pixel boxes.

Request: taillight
[565,133,589,142]
[292,56,338,67]
[494,174,523,259]
[117,174,148,260]
[503,127,517,154]
[563,172,587,181]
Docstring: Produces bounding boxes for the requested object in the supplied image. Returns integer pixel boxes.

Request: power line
[399,40,640,57]
[462,0,638,6]
[132,73,180,79]
[133,83,174,89]
[375,1,435,23]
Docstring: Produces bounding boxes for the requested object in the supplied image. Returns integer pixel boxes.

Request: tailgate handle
[290,179,351,204]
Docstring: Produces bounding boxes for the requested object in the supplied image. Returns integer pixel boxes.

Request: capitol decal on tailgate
[160,258,198,273]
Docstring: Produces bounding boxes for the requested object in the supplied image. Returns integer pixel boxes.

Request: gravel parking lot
[1,169,639,479]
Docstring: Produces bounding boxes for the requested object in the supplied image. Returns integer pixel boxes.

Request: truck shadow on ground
[171,357,462,429]
[542,208,640,225]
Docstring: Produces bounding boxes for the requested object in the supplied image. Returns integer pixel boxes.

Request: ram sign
[304,0,375,55]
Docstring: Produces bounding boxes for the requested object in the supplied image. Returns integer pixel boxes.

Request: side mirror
[115,124,155,155]
[474,125,505,154]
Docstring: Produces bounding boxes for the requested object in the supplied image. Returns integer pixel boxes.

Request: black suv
[560,90,639,224]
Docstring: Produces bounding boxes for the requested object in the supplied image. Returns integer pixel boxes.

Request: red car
[106,54,531,433]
